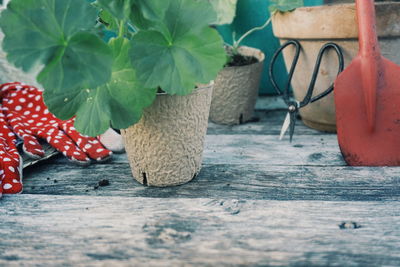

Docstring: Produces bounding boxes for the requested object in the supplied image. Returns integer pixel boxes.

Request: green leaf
[269,0,304,13]
[130,0,225,95]
[106,37,157,129]
[37,32,113,93]
[129,0,170,33]
[99,9,120,32]
[75,87,111,137]
[96,0,132,20]
[0,0,113,92]
[133,0,169,21]
[97,0,168,24]
[43,88,89,120]
[207,0,238,25]
[73,37,157,136]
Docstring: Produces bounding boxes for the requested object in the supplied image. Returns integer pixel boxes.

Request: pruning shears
[269,40,344,142]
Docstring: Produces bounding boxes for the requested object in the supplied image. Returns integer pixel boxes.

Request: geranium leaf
[97,0,168,23]
[129,0,170,34]
[74,37,157,136]
[75,87,111,137]
[96,0,132,20]
[43,88,89,120]
[133,0,169,21]
[37,32,113,93]
[207,0,238,25]
[0,0,113,92]
[106,37,157,129]
[130,0,225,95]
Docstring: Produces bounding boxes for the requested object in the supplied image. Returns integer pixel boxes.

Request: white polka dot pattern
[0,82,113,169]
[0,99,22,195]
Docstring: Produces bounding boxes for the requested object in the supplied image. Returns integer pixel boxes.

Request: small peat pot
[272,2,400,132]
[121,84,213,187]
[209,46,265,125]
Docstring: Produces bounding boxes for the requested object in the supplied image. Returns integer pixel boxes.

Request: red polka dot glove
[0,108,22,196]
[0,82,113,166]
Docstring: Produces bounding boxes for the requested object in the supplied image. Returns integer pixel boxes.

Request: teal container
[217,0,323,95]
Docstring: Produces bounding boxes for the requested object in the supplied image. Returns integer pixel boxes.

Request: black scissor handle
[269,40,301,105]
[269,40,344,108]
[300,42,344,108]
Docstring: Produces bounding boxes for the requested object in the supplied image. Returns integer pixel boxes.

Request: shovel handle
[356,0,381,132]
[356,0,381,56]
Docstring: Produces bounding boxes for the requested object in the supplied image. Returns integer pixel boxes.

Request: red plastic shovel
[334,0,400,166]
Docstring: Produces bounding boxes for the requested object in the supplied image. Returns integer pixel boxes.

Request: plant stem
[118,21,126,38]
[233,15,273,51]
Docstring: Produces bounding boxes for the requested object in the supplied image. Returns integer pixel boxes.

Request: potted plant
[209,0,303,125]
[209,1,265,125]
[272,1,400,132]
[0,0,226,187]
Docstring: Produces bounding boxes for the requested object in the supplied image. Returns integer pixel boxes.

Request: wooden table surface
[1,98,399,266]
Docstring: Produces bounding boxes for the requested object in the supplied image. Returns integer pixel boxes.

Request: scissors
[269,40,344,142]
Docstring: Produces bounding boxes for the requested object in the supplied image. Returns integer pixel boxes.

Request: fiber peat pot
[209,46,265,125]
[272,2,400,132]
[121,84,213,187]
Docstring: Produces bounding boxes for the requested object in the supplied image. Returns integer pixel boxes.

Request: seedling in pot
[225,0,304,67]
[0,0,226,136]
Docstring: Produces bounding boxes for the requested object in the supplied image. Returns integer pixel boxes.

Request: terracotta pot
[209,46,265,125]
[272,2,400,132]
[121,84,213,187]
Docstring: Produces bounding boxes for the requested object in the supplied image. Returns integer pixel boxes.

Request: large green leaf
[0,0,113,92]
[97,0,169,27]
[106,37,157,129]
[130,0,225,95]
[133,0,169,22]
[129,0,170,35]
[73,37,157,136]
[37,32,113,93]
[269,0,304,13]
[208,0,237,25]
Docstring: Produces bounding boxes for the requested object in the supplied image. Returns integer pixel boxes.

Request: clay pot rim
[294,1,400,12]
[272,1,400,39]
[156,82,214,96]
[223,46,265,70]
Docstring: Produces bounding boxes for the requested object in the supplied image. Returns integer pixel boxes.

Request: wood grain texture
[2,105,399,266]
[207,110,332,135]
[1,195,399,267]
[46,134,343,166]
[22,158,400,201]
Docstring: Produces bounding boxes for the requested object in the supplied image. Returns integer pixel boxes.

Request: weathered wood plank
[18,112,326,170]
[203,134,342,165]
[21,160,400,201]
[207,110,333,135]
[0,196,399,266]
[46,134,343,166]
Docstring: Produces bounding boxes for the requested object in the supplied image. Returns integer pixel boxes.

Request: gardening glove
[99,128,125,154]
[0,107,22,197]
[0,82,113,165]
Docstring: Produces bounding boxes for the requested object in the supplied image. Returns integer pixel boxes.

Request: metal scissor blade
[279,112,291,140]
[289,112,297,142]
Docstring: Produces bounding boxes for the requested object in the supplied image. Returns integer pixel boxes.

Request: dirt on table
[92,179,110,190]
